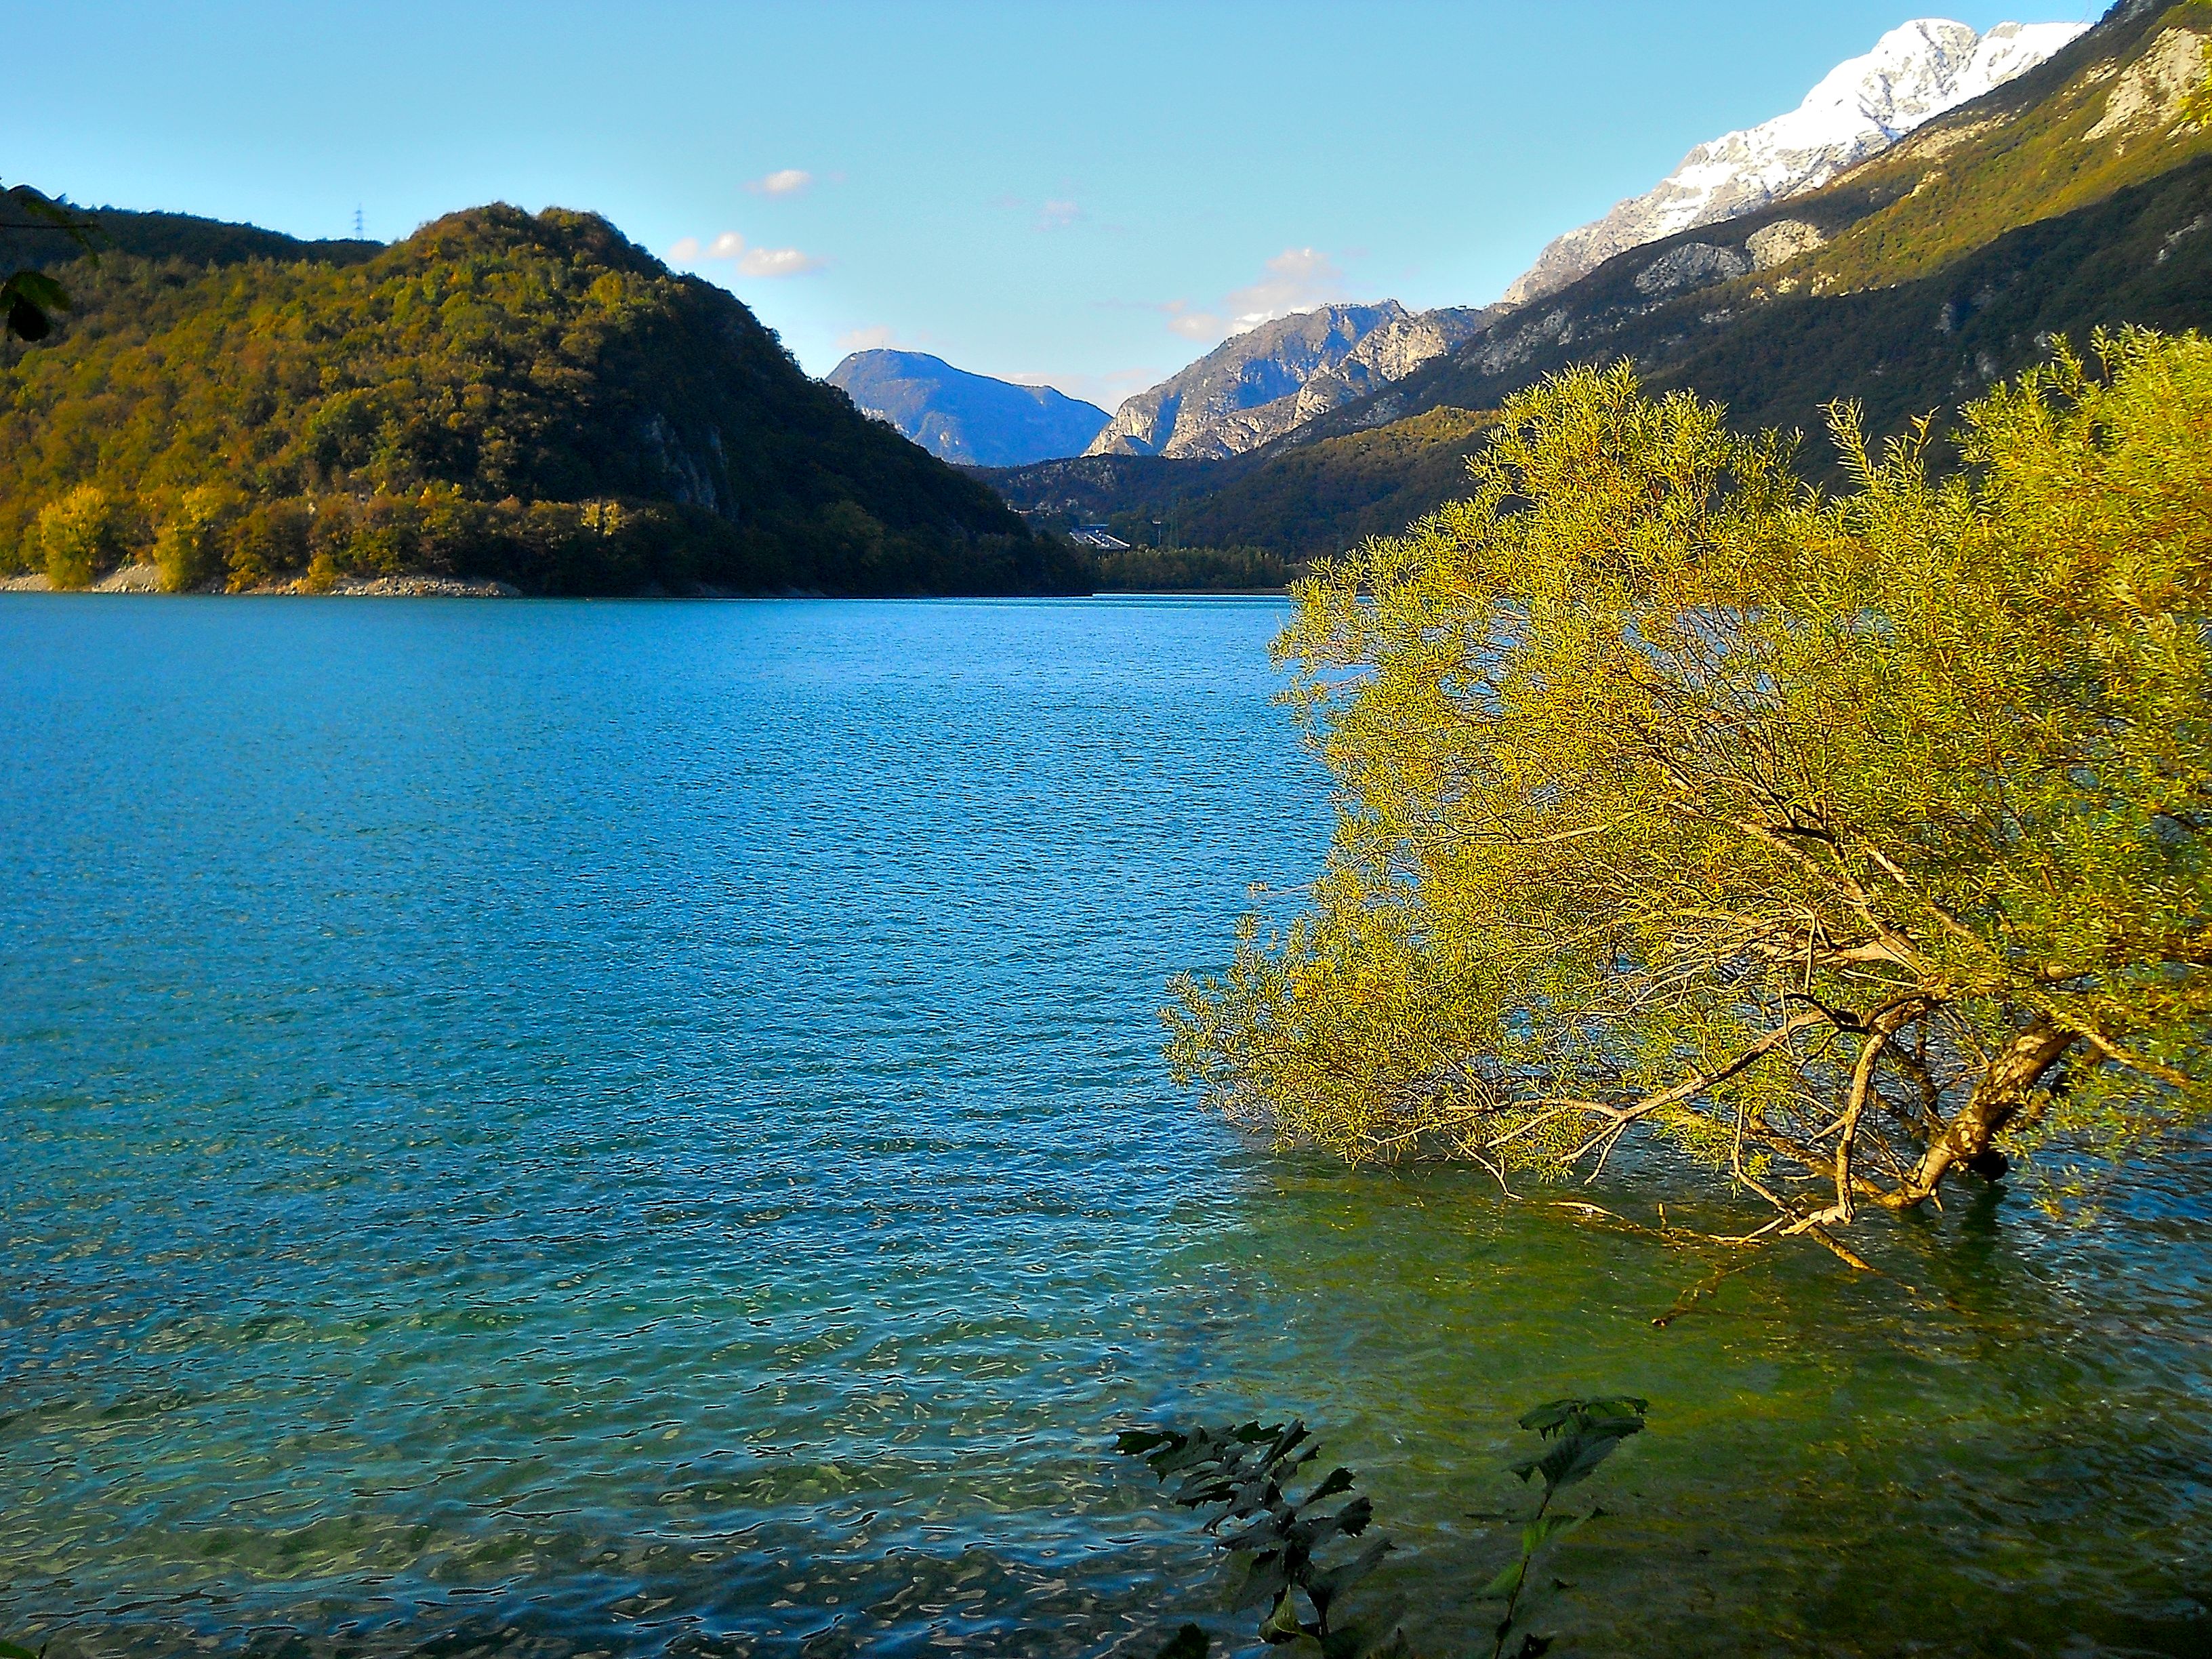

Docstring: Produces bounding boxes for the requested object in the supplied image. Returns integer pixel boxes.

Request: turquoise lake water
[2,596,2209,1659]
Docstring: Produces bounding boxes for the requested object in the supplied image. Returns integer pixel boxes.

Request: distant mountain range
[1081,302,1497,459]
[1502,18,2085,305]
[825,350,1108,467]
[828,302,1498,470]
[980,0,2212,560]
[925,16,2079,478]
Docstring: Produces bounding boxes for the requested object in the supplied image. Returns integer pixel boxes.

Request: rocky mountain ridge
[1082,300,1497,459]
[825,349,1109,467]
[1502,16,2087,305]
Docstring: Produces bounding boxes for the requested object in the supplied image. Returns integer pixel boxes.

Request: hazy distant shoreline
[0,567,1290,600]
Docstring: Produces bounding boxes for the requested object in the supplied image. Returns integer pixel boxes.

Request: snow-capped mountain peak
[1502,18,2087,306]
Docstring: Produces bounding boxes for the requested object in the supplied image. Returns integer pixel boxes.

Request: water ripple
[2,596,2208,1658]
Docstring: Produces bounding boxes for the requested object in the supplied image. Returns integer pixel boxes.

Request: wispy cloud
[747,168,814,197]
[1008,366,1160,414]
[1223,247,1345,330]
[995,192,1087,232]
[1096,295,1225,341]
[738,246,825,277]
[1162,300,1224,340]
[1108,248,1353,348]
[666,230,826,279]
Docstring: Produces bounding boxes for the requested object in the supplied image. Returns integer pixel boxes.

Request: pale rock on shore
[0,568,519,596]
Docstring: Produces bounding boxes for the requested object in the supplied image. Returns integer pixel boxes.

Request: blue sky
[13,1,2099,408]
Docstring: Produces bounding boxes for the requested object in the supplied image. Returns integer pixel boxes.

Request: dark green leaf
[1549,1427,1641,1492]
[1516,1399,1584,1434]
[1220,1511,1293,1553]
[8,270,68,309]
[1305,1535,1392,1612]
[1155,1624,1210,1659]
[1261,1420,1312,1469]
[1258,1589,1309,1643]
[7,295,49,340]
[1231,1552,1293,1612]
[1479,1559,1525,1600]
[1307,1467,1357,1502]
[1519,1511,1588,1554]
[1516,1396,1648,1439]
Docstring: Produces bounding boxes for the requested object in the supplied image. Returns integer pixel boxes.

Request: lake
[2,596,2208,1659]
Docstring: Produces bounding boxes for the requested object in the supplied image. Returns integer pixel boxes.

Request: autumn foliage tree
[1168,331,2212,1240]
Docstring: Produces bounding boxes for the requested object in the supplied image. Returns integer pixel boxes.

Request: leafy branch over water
[1116,1418,1401,1658]
[1473,1397,1647,1659]
[1118,1397,1650,1658]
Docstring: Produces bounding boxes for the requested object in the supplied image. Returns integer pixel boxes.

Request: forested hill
[0,202,382,274]
[0,203,1078,595]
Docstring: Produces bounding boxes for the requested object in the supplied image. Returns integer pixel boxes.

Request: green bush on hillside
[37,484,121,589]
[152,484,232,592]
[1089,544,1302,591]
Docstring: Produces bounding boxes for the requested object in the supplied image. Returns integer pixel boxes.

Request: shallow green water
[1,596,2207,1658]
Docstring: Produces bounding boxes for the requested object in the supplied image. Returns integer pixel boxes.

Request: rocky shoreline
[0,565,520,597]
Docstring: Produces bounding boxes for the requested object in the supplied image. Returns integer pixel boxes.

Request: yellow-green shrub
[153,484,234,592]
[37,485,121,589]
[1168,329,2212,1230]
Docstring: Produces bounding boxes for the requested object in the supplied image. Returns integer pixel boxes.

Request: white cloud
[739,246,825,278]
[668,231,742,264]
[1113,297,1224,342]
[839,325,900,352]
[666,230,823,278]
[748,168,814,197]
[1223,247,1346,331]
[1110,249,1353,348]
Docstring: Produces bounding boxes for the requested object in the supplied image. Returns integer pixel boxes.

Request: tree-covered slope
[0,203,1075,594]
[977,409,1496,561]
[0,201,380,276]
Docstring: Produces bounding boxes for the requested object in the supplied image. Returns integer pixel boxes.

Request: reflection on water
[1,596,2206,1658]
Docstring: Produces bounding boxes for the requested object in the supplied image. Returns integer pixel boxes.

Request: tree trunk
[1905,1014,2074,1200]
